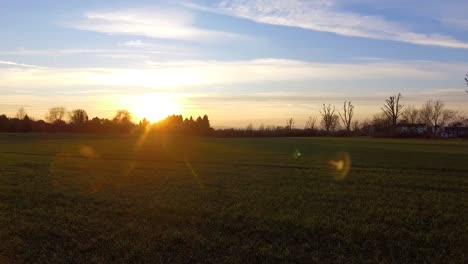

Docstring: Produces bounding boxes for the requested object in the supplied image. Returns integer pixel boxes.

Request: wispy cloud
[0,46,200,62]
[0,60,41,68]
[0,58,464,89]
[188,0,468,49]
[66,8,241,42]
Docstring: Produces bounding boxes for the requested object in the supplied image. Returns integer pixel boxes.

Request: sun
[125,94,181,123]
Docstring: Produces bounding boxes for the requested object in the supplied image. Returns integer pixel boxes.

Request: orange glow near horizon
[120,94,182,123]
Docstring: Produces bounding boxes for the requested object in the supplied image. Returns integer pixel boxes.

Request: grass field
[0,134,467,263]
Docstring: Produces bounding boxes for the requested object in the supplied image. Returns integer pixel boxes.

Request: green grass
[0,134,467,263]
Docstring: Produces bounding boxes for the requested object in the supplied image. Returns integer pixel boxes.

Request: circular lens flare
[328,152,351,180]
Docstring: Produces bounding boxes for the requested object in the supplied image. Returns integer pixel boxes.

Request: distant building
[443,127,468,138]
[397,124,428,135]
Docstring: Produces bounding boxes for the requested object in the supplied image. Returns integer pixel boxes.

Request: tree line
[0,107,212,135]
[1,89,467,137]
[214,93,468,138]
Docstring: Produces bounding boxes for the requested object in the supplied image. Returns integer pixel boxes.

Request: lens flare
[79,145,99,159]
[184,159,204,190]
[327,152,351,180]
[293,148,302,159]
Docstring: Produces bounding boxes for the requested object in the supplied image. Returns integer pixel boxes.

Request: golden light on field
[121,94,182,123]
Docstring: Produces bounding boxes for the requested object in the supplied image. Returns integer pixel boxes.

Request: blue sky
[1,0,468,127]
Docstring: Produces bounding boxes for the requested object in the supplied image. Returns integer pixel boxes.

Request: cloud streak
[67,8,241,42]
[0,58,464,89]
[0,60,41,68]
[190,0,468,49]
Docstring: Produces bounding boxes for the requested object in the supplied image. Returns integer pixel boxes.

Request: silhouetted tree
[246,123,253,132]
[46,106,66,123]
[448,113,468,127]
[352,120,360,133]
[419,100,455,134]
[382,93,403,127]
[140,118,150,127]
[86,117,101,133]
[16,107,27,120]
[113,110,134,133]
[259,123,265,132]
[69,109,88,126]
[286,118,295,130]
[465,72,468,93]
[320,104,338,132]
[113,110,132,124]
[20,115,33,132]
[371,112,391,136]
[339,101,354,132]
[305,116,317,130]
[0,115,8,131]
[331,115,340,131]
[401,105,419,125]
[202,115,210,131]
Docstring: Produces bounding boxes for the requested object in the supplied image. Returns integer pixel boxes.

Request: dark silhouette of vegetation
[401,105,419,125]
[419,100,455,134]
[285,118,295,130]
[46,107,66,123]
[320,104,339,132]
[1,92,467,138]
[305,116,317,131]
[465,72,468,93]
[0,110,212,136]
[339,101,354,133]
[382,93,403,127]
[16,107,27,120]
[69,109,88,125]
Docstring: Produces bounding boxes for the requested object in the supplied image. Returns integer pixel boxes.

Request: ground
[0,134,467,263]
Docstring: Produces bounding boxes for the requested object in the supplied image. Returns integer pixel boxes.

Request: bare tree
[381,93,404,126]
[305,116,317,130]
[320,104,338,132]
[331,115,340,131]
[338,101,354,132]
[372,112,391,129]
[419,100,455,133]
[401,105,419,124]
[246,123,253,132]
[465,72,468,93]
[259,123,265,131]
[450,112,468,127]
[16,107,27,120]
[352,120,360,132]
[46,106,66,123]
[442,109,457,127]
[286,118,295,130]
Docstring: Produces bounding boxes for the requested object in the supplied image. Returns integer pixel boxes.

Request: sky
[1,0,468,127]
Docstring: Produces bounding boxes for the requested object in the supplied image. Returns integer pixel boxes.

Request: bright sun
[124,94,181,123]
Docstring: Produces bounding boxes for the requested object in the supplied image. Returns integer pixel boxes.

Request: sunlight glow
[121,94,182,123]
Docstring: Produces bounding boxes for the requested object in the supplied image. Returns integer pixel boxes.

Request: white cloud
[0,58,464,89]
[120,40,148,48]
[67,8,241,42]
[190,0,468,49]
